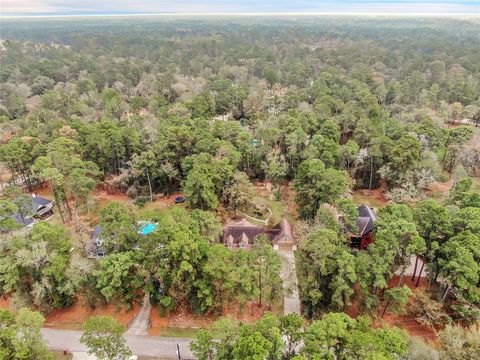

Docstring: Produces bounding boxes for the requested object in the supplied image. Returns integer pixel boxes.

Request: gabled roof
[355,204,376,237]
[222,221,266,245]
[221,218,296,246]
[234,219,256,227]
[87,226,105,258]
[92,226,103,240]
[240,232,249,244]
[272,219,296,245]
[5,195,53,227]
[31,195,53,214]
[32,195,51,206]
[10,213,34,227]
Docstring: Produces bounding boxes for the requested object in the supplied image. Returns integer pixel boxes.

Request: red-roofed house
[350,204,377,250]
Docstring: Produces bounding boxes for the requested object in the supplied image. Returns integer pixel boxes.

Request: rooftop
[355,204,377,237]
[222,218,295,247]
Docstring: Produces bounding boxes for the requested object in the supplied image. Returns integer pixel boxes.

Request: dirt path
[278,250,301,315]
[126,294,152,336]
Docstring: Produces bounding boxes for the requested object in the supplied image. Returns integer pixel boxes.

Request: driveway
[126,294,151,336]
[41,328,194,359]
[278,250,301,315]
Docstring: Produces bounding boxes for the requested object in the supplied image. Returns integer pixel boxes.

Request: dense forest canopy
[1,15,480,359]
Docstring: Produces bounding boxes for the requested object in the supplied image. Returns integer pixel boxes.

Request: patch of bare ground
[346,273,438,341]
[352,179,389,209]
[279,182,299,219]
[44,296,141,330]
[149,301,283,336]
[352,188,389,209]
[345,283,361,318]
[428,180,454,194]
[0,165,11,183]
[427,180,454,201]
[0,296,10,310]
[380,313,438,340]
[94,187,131,203]
[0,295,140,331]
[375,275,437,340]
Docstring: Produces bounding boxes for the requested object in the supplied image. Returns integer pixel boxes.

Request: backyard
[248,182,298,225]
[352,189,388,209]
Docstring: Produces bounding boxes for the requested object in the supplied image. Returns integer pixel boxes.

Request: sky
[0,0,479,16]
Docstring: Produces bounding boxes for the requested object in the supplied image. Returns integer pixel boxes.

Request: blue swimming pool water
[139,222,157,235]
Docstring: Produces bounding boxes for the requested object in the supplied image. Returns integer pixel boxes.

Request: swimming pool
[139,222,157,235]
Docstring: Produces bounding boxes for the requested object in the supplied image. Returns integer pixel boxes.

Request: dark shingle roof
[222,219,271,245]
[92,226,103,240]
[87,226,105,258]
[356,204,377,236]
[32,196,51,207]
[222,218,296,246]
[10,213,34,227]
[272,219,296,245]
[31,195,52,215]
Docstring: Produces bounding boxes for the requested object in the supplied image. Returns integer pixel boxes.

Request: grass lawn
[269,197,295,224]
[428,176,479,202]
[352,193,387,209]
[251,194,294,225]
[471,177,480,193]
[46,212,68,226]
[52,352,72,359]
[156,326,199,338]
[136,202,184,220]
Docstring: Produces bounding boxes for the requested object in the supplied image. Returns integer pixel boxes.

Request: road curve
[41,328,194,359]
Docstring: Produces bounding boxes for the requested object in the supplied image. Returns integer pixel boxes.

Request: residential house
[221,218,297,251]
[30,194,54,218]
[7,194,53,229]
[350,204,377,250]
[87,226,106,258]
[87,221,158,258]
[271,219,297,251]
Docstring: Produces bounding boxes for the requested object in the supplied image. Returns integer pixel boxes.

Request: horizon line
[1,12,479,19]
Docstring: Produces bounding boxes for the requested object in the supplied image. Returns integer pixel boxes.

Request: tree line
[0,18,478,209]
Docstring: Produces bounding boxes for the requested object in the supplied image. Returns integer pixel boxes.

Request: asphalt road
[41,328,194,359]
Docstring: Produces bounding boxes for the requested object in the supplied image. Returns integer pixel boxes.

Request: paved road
[126,294,152,336]
[41,328,194,359]
[278,250,301,315]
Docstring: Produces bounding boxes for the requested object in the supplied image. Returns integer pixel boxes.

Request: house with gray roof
[86,226,106,258]
[3,194,53,230]
[30,194,53,218]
